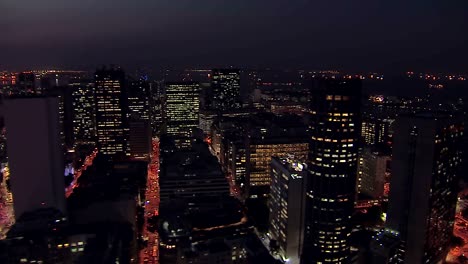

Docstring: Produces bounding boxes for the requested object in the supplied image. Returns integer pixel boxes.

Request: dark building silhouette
[17,72,37,94]
[94,67,129,157]
[3,97,66,219]
[128,77,151,160]
[70,80,96,146]
[303,79,361,263]
[385,112,463,263]
[211,69,241,112]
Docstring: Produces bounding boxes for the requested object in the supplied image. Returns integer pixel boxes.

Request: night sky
[1,0,467,72]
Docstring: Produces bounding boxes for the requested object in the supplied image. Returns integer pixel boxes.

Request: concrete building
[386,113,463,264]
[4,97,66,219]
[159,141,229,204]
[357,147,391,198]
[268,156,308,264]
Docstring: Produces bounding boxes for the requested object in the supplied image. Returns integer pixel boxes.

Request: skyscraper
[164,82,200,147]
[211,69,241,112]
[128,77,150,120]
[269,156,308,264]
[128,77,151,159]
[71,81,96,145]
[94,67,129,156]
[149,81,165,136]
[386,113,463,263]
[304,79,361,263]
[357,147,391,199]
[3,97,66,219]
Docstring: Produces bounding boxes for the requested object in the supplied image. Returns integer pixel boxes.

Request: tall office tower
[71,81,96,145]
[211,69,241,112]
[149,81,165,136]
[164,82,200,147]
[357,147,391,198]
[386,113,463,264]
[129,121,151,160]
[3,97,66,219]
[46,86,75,150]
[94,68,129,156]
[304,79,361,264]
[128,78,151,159]
[269,157,308,264]
[361,117,392,147]
[128,77,150,120]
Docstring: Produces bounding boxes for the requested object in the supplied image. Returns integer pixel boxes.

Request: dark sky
[1,0,467,72]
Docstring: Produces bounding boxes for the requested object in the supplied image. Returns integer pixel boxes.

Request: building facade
[386,113,463,264]
[249,142,308,195]
[165,82,200,147]
[94,68,129,156]
[269,157,308,264]
[4,97,66,218]
[71,81,96,145]
[304,79,361,263]
[211,69,241,112]
[357,147,391,198]
[128,78,151,159]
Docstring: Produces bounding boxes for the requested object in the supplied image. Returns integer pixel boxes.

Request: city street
[0,164,14,239]
[139,139,160,264]
[65,148,98,198]
[447,190,468,263]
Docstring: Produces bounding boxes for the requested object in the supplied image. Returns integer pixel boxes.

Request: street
[65,148,98,198]
[139,139,160,264]
[447,189,468,263]
[0,164,14,239]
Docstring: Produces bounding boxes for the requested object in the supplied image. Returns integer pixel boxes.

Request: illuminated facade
[269,157,308,264]
[165,82,200,146]
[71,81,96,145]
[304,79,361,264]
[224,135,249,189]
[361,117,392,146]
[128,78,150,120]
[249,142,308,189]
[94,68,129,156]
[386,113,463,264]
[211,69,241,112]
[357,147,391,198]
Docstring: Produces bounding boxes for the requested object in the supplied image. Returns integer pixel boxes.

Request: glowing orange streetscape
[139,139,160,264]
[65,148,98,198]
